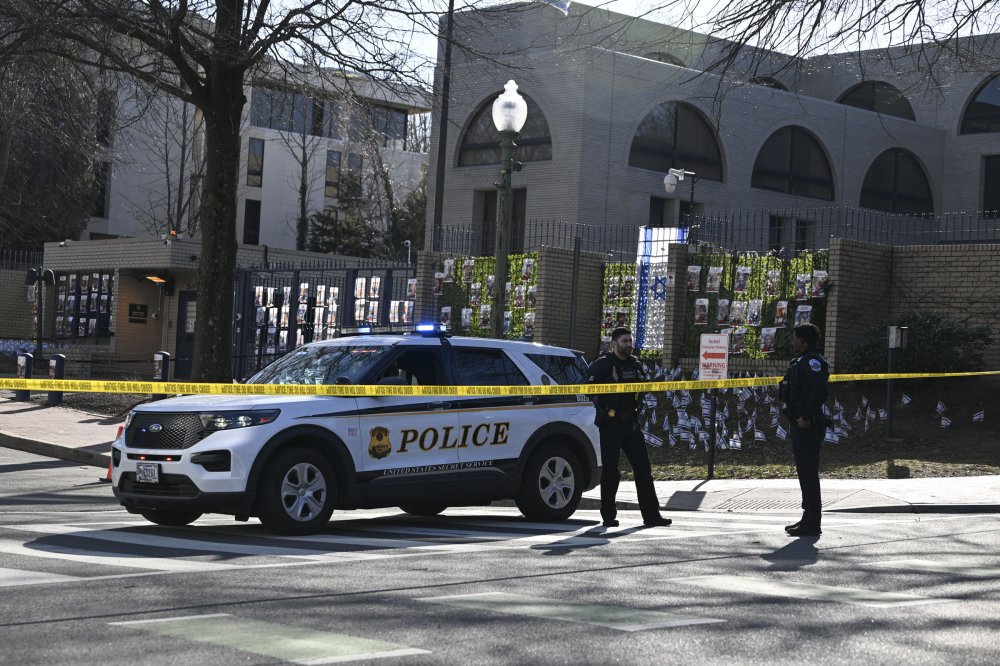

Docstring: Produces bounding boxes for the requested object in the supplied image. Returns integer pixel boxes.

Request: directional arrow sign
[699,334,729,381]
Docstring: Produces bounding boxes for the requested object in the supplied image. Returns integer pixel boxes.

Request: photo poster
[389,300,399,324]
[486,274,495,299]
[729,327,746,354]
[282,285,292,306]
[795,304,813,326]
[462,259,475,285]
[461,307,473,328]
[299,282,309,303]
[80,273,89,293]
[602,307,614,331]
[313,307,324,327]
[469,282,481,306]
[706,266,723,293]
[693,298,709,325]
[68,273,77,293]
[615,307,629,327]
[811,270,829,298]
[503,310,512,336]
[717,299,730,326]
[433,272,444,296]
[256,306,267,326]
[279,305,290,327]
[406,278,417,300]
[513,285,525,308]
[524,311,535,338]
[605,274,620,300]
[354,277,366,300]
[774,300,788,327]
[254,286,265,307]
[403,301,414,324]
[269,307,279,326]
[440,306,451,326]
[296,303,307,325]
[315,285,326,308]
[442,258,455,283]
[368,276,381,300]
[747,299,762,327]
[526,285,537,309]
[729,300,746,326]
[267,327,278,354]
[765,269,780,297]
[367,301,379,323]
[522,257,535,282]
[279,330,288,352]
[621,274,635,299]
[733,266,751,293]
[795,273,811,300]
[686,265,702,291]
[479,304,492,328]
[760,327,777,354]
[354,299,366,324]
[267,287,277,309]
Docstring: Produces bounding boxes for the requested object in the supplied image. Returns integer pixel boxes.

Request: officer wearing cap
[584,327,670,528]
[780,323,829,537]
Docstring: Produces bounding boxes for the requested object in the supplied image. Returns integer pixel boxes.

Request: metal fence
[0,248,42,271]
[439,208,1000,261]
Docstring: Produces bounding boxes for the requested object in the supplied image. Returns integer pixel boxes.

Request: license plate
[136,462,159,484]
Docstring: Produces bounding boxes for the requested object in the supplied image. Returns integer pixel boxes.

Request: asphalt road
[1,447,999,665]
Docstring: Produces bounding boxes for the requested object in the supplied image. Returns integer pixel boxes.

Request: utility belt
[594,406,636,428]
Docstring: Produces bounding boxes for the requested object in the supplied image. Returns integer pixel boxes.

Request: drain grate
[715,498,804,511]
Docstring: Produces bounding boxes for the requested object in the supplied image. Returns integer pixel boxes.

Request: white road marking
[109,613,232,625]
[0,537,245,572]
[675,575,955,607]
[863,559,1000,577]
[0,566,81,587]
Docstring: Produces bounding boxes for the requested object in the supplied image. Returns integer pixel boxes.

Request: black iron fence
[0,248,43,271]
[232,258,415,380]
[439,208,1000,261]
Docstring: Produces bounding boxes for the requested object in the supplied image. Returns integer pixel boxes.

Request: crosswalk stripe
[0,566,81,587]
[863,559,1000,577]
[674,575,955,607]
[422,592,726,631]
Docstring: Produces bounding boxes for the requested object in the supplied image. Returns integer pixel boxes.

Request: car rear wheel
[140,510,202,527]
[399,503,447,517]
[258,447,336,535]
[515,444,582,521]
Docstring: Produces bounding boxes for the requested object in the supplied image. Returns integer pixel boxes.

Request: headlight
[123,411,135,430]
[199,410,280,431]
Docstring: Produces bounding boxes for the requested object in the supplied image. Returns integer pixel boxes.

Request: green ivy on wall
[438,253,539,339]
[599,262,638,354]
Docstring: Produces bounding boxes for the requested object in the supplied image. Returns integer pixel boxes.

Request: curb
[580,496,1000,514]
[0,431,110,468]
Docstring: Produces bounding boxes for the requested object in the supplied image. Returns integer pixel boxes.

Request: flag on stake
[901,393,912,406]
[878,408,887,421]
[754,428,766,442]
[861,396,869,409]
[936,400,947,414]
[824,428,838,444]
[940,416,952,428]
[973,410,985,422]
[776,424,787,440]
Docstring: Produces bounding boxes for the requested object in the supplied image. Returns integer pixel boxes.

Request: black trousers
[599,419,662,523]
[790,422,824,526]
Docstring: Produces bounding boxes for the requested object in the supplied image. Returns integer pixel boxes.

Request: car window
[453,348,529,386]
[392,348,446,385]
[524,353,587,385]
[247,345,393,384]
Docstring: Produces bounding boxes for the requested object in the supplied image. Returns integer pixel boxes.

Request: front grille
[119,472,199,497]
[126,413,208,450]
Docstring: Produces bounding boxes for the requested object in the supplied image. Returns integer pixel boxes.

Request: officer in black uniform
[584,327,671,528]
[780,323,829,537]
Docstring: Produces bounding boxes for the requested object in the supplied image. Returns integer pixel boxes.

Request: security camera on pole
[490,80,528,340]
[663,168,697,240]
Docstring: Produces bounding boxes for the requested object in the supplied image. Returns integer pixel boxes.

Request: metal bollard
[15,353,33,402]
[152,351,171,401]
[47,354,66,407]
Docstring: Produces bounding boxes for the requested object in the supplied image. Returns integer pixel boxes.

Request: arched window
[860,148,934,214]
[458,93,552,166]
[628,102,723,180]
[961,74,1000,134]
[642,52,686,67]
[751,126,834,201]
[750,77,787,91]
[837,81,915,121]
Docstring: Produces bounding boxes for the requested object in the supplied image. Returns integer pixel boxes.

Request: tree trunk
[193,68,244,382]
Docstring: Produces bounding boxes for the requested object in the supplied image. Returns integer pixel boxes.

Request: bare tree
[0,0,459,380]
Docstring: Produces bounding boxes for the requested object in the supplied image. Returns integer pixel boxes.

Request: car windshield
[247,344,395,385]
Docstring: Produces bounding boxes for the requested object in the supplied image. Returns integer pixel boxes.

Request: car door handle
[429,401,451,410]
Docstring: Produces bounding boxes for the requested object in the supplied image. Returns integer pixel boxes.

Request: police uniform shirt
[782,351,829,423]
[584,353,646,414]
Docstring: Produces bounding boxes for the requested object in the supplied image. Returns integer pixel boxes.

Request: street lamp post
[490,80,528,340]
[24,267,55,361]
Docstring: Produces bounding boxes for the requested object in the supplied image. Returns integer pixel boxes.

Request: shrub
[841,313,992,374]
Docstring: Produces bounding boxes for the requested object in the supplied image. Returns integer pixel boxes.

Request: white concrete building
[88,70,430,250]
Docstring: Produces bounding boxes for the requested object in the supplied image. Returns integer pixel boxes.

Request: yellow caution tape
[1,370,998,397]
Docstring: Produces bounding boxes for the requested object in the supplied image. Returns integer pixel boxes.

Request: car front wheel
[258,447,336,535]
[515,444,582,521]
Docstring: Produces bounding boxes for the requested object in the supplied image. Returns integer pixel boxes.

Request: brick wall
[0,270,37,340]
[826,238,893,370]
[534,246,605,353]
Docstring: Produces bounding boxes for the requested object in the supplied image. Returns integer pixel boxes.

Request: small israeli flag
[861,396,869,409]
[940,416,952,428]
[901,393,912,406]
[973,410,985,422]
[878,408,887,421]
[936,400,947,414]
[728,434,742,450]
[776,424,788,440]
[645,431,664,447]
[754,428,766,442]
[824,428,838,444]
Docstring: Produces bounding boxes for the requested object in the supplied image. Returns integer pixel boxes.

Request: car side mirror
[334,376,352,385]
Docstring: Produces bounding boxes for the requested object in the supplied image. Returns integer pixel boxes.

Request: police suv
[112,331,601,535]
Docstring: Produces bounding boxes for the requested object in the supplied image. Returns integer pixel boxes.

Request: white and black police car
[112,328,601,534]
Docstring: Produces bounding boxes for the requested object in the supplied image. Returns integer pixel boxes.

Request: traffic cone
[99,458,113,483]
[99,426,123,483]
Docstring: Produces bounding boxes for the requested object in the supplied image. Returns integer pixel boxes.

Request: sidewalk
[3,394,999,513]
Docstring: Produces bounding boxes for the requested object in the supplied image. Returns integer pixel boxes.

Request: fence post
[46,354,65,407]
[15,353,32,402]
[568,236,582,349]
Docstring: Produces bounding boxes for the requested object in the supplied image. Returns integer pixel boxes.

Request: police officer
[584,327,671,528]
[780,323,829,537]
